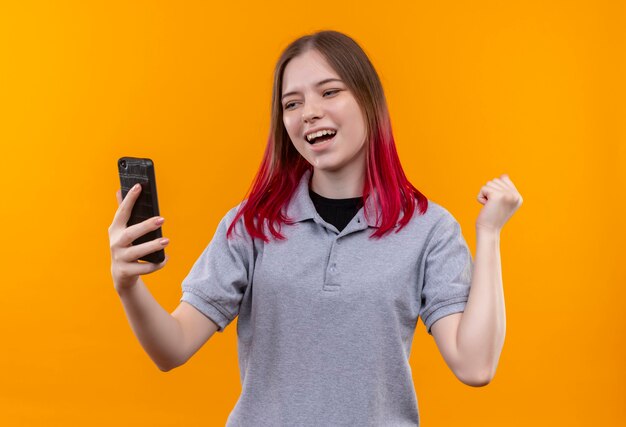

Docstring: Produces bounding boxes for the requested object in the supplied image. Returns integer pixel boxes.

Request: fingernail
[155,217,164,225]
[160,238,169,245]
[133,184,140,192]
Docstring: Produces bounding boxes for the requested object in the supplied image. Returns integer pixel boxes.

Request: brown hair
[228,30,428,242]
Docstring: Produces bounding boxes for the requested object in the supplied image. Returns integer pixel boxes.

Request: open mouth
[306,129,337,145]
[308,133,335,145]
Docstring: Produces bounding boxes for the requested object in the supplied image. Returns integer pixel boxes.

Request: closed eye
[283,89,342,110]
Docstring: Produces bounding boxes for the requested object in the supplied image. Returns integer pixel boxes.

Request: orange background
[1,1,625,425]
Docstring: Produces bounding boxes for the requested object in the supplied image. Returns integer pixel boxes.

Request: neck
[309,166,365,199]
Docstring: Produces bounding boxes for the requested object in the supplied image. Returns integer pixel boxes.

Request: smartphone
[117,157,165,263]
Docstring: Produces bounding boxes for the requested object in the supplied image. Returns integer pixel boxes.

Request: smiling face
[281,49,368,180]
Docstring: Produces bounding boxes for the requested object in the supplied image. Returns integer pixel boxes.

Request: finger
[124,255,169,276]
[123,236,169,262]
[500,174,518,191]
[116,189,122,206]
[489,176,507,188]
[112,183,142,229]
[486,181,505,192]
[118,216,165,248]
[477,187,491,203]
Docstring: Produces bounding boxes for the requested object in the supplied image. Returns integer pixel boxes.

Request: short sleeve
[420,213,473,335]
[179,206,252,332]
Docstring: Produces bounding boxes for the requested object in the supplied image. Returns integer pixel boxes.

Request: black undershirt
[309,188,364,232]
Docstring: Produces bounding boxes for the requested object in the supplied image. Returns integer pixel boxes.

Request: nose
[301,98,324,124]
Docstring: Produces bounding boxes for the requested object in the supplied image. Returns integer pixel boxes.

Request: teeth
[306,129,336,142]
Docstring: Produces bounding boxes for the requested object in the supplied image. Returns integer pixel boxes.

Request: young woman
[109,30,523,426]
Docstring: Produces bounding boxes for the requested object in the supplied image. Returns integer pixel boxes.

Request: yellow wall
[1,1,624,425]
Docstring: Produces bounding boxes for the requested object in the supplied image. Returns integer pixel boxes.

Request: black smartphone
[117,157,165,263]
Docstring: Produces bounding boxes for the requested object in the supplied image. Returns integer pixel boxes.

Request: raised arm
[431,174,522,386]
[109,185,218,371]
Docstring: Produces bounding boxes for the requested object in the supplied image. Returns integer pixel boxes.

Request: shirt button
[330,266,337,273]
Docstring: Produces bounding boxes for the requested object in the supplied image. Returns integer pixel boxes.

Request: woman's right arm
[109,185,218,372]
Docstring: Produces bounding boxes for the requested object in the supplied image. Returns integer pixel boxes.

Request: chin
[318,166,349,174]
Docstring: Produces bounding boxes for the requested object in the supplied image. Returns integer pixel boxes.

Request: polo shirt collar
[285,169,382,229]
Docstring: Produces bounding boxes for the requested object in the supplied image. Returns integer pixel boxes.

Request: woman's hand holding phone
[108,183,169,293]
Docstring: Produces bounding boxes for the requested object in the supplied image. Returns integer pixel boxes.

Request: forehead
[282,50,340,93]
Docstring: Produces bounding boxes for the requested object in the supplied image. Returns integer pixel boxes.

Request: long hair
[227,30,428,243]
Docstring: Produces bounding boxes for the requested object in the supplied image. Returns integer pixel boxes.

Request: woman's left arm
[431,174,523,386]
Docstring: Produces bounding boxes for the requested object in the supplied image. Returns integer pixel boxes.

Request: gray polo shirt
[180,169,473,426]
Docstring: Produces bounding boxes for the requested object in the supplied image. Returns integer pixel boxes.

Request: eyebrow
[281,78,344,101]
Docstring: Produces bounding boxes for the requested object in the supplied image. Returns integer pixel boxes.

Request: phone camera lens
[120,160,126,168]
